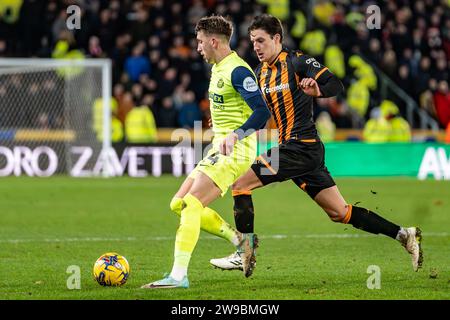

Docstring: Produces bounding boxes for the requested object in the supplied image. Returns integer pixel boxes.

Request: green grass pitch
[0,176,449,300]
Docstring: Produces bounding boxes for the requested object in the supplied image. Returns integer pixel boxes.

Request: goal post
[0,58,114,177]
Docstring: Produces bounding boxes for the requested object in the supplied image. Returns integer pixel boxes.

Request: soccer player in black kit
[210,14,423,277]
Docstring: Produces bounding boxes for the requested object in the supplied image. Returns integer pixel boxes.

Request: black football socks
[233,194,255,233]
[348,206,400,239]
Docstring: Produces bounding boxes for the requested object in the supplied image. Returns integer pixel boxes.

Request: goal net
[0,59,113,177]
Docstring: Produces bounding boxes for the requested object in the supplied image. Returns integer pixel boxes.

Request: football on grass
[93,252,130,286]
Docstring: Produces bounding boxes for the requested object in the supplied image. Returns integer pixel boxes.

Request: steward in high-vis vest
[300,30,326,57]
[125,105,157,143]
[380,100,411,142]
[325,45,345,79]
[347,80,370,117]
[52,31,85,78]
[93,97,118,140]
[0,0,22,24]
[363,107,390,142]
[258,0,289,21]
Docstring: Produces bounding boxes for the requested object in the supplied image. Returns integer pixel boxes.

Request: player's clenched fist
[300,78,322,97]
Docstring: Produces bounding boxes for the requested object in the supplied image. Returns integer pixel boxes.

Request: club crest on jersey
[217,78,224,88]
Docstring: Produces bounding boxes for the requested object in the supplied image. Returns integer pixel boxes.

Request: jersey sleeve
[291,52,330,81]
[231,66,261,99]
[291,52,344,97]
[230,66,271,139]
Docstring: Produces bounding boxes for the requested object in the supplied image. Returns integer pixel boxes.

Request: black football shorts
[251,139,336,199]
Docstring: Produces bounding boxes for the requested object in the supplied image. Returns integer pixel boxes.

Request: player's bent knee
[231,179,255,192]
[324,208,346,223]
[231,181,243,191]
[330,215,345,223]
[169,197,183,216]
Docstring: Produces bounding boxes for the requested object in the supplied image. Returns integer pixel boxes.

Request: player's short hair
[195,15,233,41]
[248,14,283,42]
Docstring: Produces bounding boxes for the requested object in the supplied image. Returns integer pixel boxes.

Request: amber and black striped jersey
[255,48,338,144]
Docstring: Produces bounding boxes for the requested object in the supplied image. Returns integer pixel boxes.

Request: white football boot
[399,227,423,272]
[209,251,243,271]
[210,233,259,277]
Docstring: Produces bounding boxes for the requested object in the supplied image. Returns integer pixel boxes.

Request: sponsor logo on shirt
[261,82,290,94]
[209,92,224,104]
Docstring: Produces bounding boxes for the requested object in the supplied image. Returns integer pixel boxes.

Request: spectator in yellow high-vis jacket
[125,105,157,143]
[380,100,411,142]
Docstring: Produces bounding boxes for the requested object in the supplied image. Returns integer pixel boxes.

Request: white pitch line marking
[0,232,447,244]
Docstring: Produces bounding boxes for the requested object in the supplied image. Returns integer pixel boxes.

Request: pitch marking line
[0,232,448,244]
